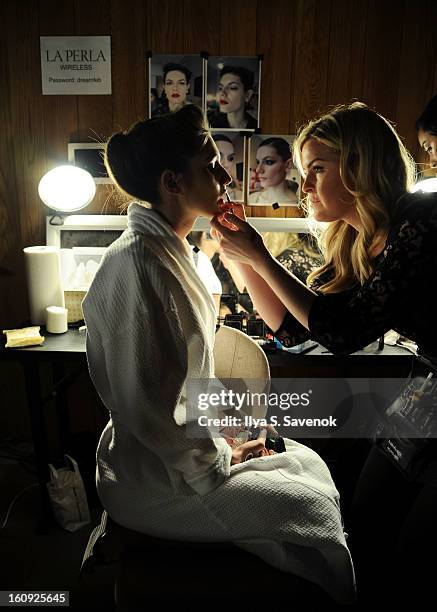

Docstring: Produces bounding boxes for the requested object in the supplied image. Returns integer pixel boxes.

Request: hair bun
[105,106,209,205]
[106,132,129,159]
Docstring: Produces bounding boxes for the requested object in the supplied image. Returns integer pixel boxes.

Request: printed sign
[40,36,111,95]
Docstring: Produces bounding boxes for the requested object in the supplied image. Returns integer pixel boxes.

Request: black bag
[373,353,437,481]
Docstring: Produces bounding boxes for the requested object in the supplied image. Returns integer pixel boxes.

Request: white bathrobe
[82,202,355,603]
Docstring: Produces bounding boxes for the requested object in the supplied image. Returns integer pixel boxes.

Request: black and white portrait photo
[206,56,261,131]
[148,54,204,118]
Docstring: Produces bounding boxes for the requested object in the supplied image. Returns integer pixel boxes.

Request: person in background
[211,101,437,606]
[190,230,253,315]
[152,63,192,116]
[186,232,222,313]
[83,105,355,605]
[208,66,257,130]
[416,94,437,168]
[249,137,298,204]
[212,133,243,200]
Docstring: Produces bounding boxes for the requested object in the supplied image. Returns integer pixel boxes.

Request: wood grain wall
[1,0,436,328]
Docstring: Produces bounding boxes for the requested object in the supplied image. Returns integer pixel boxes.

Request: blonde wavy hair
[262,232,320,259]
[293,102,416,293]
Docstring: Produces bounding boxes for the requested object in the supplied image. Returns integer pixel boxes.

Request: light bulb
[38,165,96,212]
[410,177,437,193]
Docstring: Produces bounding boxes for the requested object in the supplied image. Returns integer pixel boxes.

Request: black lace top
[276,248,322,284]
[275,192,437,358]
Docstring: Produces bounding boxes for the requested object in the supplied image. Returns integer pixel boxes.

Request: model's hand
[231,439,273,464]
[210,213,269,268]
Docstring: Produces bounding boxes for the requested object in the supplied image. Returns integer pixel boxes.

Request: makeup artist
[211,101,437,605]
[82,106,355,604]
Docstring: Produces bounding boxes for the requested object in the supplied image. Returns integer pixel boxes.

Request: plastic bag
[46,454,91,532]
[374,354,437,481]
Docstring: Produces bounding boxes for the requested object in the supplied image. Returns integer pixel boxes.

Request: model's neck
[263,183,295,201]
[226,108,246,128]
[169,100,184,112]
[151,203,196,239]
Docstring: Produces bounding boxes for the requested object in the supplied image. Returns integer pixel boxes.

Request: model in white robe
[82,202,355,603]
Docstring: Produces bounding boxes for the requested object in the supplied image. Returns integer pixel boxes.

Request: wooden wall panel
[291,0,332,128]
[362,0,405,119]
[183,0,220,54]
[39,1,77,170]
[219,0,257,55]
[0,1,28,326]
[8,0,46,251]
[147,0,185,54]
[257,0,295,134]
[326,0,367,107]
[111,0,147,132]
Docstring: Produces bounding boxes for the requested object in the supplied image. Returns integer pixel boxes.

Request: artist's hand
[210,213,269,268]
[211,201,247,241]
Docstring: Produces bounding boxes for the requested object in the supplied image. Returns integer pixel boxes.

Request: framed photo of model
[147,53,205,119]
[248,134,300,206]
[211,131,245,202]
[206,56,261,131]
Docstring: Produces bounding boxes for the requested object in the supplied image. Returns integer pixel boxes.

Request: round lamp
[410,177,437,193]
[38,165,96,212]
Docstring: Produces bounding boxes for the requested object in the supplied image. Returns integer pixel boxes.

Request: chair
[213,323,269,382]
[77,326,330,609]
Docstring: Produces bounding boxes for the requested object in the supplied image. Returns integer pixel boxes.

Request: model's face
[182,137,232,217]
[216,73,247,114]
[418,128,437,168]
[164,70,189,105]
[301,138,358,226]
[255,145,289,188]
[216,140,236,177]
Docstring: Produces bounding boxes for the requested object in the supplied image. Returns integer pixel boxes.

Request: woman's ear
[285,159,293,173]
[245,89,254,104]
[161,170,182,195]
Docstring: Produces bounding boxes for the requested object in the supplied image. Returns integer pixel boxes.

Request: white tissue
[61,249,103,290]
[23,246,65,325]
